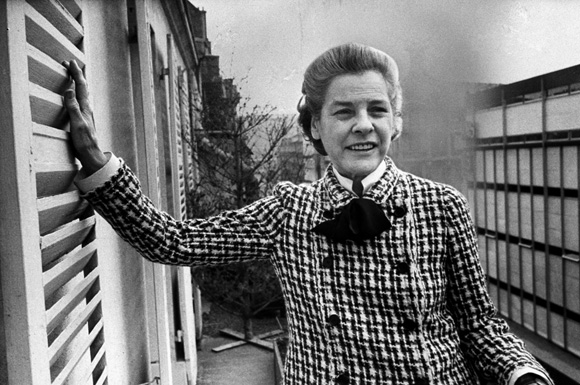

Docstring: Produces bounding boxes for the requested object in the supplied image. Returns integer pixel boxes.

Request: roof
[469,64,580,109]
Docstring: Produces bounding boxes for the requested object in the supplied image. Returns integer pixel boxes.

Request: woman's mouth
[347,143,375,151]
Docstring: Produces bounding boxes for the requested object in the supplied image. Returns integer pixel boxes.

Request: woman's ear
[391,113,403,141]
[311,117,321,140]
[391,128,402,141]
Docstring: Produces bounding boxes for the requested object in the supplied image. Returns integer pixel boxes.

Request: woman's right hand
[62,60,108,175]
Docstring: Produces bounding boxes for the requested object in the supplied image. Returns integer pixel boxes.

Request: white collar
[333,160,387,196]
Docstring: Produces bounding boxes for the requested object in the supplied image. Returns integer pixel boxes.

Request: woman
[64,43,552,385]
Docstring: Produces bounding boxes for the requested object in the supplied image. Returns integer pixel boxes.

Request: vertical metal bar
[483,148,491,289]
[559,145,568,350]
[502,87,512,320]
[516,147,524,323]
[577,144,580,348]
[494,149,501,310]
[541,76,553,342]
[530,148,538,332]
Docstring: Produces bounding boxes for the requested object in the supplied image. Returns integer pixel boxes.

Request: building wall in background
[468,65,580,383]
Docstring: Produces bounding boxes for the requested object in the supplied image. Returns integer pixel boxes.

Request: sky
[192,0,580,114]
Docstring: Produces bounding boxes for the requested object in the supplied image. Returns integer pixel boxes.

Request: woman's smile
[347,142,377,151]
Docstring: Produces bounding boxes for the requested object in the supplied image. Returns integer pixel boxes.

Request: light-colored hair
[297,43,403,155]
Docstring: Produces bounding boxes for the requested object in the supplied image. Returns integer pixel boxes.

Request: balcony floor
[197,335,275,385]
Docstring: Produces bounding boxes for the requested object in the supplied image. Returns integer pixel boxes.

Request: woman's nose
[352,112,374,133]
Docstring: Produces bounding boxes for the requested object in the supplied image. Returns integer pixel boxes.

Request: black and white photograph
[0,1,579,384]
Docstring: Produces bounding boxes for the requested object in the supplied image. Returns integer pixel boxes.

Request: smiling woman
[62,41,554,384]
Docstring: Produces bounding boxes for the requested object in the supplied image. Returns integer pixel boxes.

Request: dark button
[396,262,410,274]
[414,377,429,385]
[336,371,350,385]
[322,209,334,219]
[394,205,407,218]
[322,257,333,268]
[402,318,419,331]
[327,314,340,327]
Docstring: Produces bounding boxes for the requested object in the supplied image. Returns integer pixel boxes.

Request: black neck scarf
[312,189,391,243]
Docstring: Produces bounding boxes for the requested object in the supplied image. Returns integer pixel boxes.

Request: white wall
[506,100,542,136]
[85,2,152,383]
[475,107,503,138]
[546,93,580,132]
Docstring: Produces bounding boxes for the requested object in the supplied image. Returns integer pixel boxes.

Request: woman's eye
[334,109,352,116]
[370,107,389,115]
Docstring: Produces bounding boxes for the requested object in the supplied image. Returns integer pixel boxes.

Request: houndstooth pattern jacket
[83,157,550,385]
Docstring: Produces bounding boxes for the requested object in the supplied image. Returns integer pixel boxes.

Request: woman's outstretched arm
[60,60,283,267]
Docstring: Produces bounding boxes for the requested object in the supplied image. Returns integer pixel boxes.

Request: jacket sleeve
[82,160,285,266]
[443,189,553,385]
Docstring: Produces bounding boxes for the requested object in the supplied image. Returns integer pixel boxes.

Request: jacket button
[327,314,340,327]
[323,209,334,219]
[396,262,410,274]
[394,204,407,218]
[336,371,350,384]
[414,377,429,385]
[322,257,333,268]
[402,318,419,331]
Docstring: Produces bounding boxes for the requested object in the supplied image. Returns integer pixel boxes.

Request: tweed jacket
[83,157,550,385]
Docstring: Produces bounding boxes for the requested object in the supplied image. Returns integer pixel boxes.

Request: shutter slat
[40,216,95,266]
[29,82,67,128]
[58,0,82,20]
[48,292,101,365]
[46,268,99,334]
[33,123,78,197]
[83,345,107,385]
[25,2,85,68]
[43,240,97,297]
[35,163,79,199]
[33,129,75,165]
[27,0,83,45]
[33,123,70,140]
[51,319,104,385]
[27,43,69,94]
[91,366,108,385]
[37,190,90,236]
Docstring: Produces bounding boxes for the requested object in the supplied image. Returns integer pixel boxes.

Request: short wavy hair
[297,43,403,155]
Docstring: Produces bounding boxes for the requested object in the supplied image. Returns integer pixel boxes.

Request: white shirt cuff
[74,153,121,193]
[509,367,553,385]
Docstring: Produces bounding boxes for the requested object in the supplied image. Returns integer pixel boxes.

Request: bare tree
[187,80,304,341]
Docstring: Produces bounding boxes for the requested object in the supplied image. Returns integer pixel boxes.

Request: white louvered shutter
[1,1,107,384]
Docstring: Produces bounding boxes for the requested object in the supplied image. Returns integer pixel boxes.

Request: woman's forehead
[324,71,391,105]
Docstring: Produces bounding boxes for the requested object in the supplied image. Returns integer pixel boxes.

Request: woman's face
[312,70,395,181]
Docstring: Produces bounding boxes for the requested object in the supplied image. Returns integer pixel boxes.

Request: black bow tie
[312,198,391,242]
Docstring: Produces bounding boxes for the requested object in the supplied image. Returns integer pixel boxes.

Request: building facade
[0,1,212,384]
[468,65,580,383]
